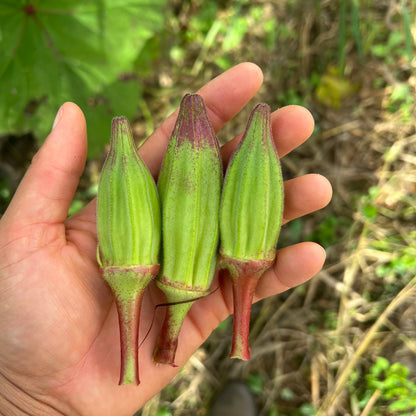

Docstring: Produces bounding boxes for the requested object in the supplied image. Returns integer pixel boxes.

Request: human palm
[0,63,332,416]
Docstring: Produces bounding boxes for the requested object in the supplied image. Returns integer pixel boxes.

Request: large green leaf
[0,0,166,157]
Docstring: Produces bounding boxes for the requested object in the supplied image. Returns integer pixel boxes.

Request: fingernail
[52,105,63,131]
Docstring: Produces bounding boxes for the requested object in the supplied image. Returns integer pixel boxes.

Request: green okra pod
[154,93,222,366]
[219,103,284,360]
[97,117,161,385]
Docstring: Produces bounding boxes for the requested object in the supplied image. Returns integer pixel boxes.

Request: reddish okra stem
[219,257,273,359]
[104,266,158,384]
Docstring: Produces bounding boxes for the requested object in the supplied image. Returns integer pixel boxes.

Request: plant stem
[153,301,193,366]
[360,389,381,416]
[104,267,157,385]
[220,256,274,360]
[113,294,143,385]
[229,271,261,360]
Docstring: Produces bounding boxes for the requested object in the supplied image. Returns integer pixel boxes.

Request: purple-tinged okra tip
[174,94,220,151]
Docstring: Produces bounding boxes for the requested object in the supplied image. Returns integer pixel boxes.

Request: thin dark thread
[139,285,220,348]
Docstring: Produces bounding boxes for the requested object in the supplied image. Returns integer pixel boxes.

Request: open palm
[0,63,332,416]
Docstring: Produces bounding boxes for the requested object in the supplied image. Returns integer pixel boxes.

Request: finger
[271,105,315,157]
[283,174,332,224]
[139,62,264,176]
[254,242,326,301]
[3,103,87,226]
[221,105,315,165]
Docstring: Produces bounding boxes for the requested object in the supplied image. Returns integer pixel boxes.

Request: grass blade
[401,1,413,63]
[338,0,348,75]
[351,0,364,63]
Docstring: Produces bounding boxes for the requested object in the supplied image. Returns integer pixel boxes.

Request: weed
[0,178,10,204]
[155,407,172,416]
[357,357,416,415]
[247,373,265,396]
[308,215,351,248]
[387,83,414,121]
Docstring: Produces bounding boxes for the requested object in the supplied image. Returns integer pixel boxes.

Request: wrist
[0,371,71,416]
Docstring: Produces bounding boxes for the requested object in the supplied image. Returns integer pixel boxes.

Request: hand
[0,63,332,416]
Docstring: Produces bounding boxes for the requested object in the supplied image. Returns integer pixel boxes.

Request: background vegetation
[1,0,415,415]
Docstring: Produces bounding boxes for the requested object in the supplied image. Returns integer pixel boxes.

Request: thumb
[3,102,87,227]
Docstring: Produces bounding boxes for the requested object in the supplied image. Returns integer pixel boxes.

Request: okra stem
[229,271,260,360]
[113,293,142,385]
[153,301,193,366]
[219,256,273,360]
[104,266,158,385]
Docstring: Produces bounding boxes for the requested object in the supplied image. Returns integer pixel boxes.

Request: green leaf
[222,17,249,51]
[0,59,28,132]
[362,204,378,220]
[0,4,25,76]
[247,374,265,396]
[0,0,166,158]
[155,407,172,416]
[83,78,142,158]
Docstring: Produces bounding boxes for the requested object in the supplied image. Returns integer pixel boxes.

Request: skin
[0,63,332,416]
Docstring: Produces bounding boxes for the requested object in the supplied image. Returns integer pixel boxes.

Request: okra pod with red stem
[154,93,222,366]
[219,103,284,360]
[97,117,161,385]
